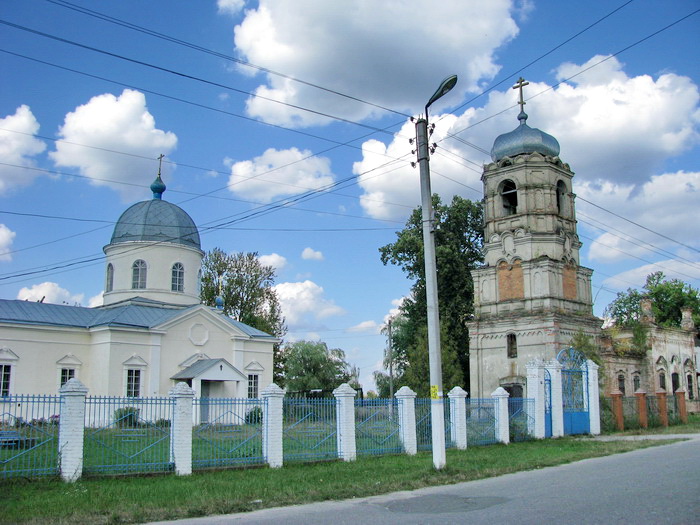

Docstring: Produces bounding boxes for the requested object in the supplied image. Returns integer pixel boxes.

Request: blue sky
[1,0,699,392]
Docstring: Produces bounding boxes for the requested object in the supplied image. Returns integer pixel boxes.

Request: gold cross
[513,77,529,112]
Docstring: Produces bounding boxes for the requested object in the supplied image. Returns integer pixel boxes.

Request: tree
[604,272,700,328]
[378,195,483,390]
[283,340,356,392]
[200,248,287,383]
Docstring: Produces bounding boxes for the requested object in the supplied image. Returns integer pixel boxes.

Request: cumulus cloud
[88,292,104,308]
[0,105,47,193]
[258,252,287,270]
[232,0,518,126]
[273,280,344,327]
[228,147,334,202]
[217,0,245,15]
[602,259,700,292]
[17,282,84,306]
[50,89,177,201]
[0,224,16,261]
[301,247,323,261]
[347,320,380,334]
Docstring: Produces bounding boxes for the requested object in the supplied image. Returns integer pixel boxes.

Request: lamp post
[414,74,457,470]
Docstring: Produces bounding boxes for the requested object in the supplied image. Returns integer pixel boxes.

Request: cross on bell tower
[513,77,530,113]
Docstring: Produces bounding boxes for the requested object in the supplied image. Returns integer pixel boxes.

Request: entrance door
[558,348,590,435]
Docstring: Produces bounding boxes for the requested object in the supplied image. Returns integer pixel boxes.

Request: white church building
[0,174,277,398]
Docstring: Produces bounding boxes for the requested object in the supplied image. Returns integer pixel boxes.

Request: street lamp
[414,74,457,470]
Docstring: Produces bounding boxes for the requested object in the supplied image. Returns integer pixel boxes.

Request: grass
[1,436,684,525]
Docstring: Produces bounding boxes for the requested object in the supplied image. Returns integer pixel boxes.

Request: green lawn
[2,436,683,525]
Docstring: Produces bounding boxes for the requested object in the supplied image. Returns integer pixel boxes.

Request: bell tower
[468,79,601,397]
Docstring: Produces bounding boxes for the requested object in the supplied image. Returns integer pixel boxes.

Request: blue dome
[110,182,201,249]
[490,111,560,162]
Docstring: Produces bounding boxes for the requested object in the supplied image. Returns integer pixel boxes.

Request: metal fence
[83,396,174,476]
[355,398,402,456]
[508,398,534,442]
[283,398,337,462]
[467,398,498,446]
[0,395,61,479]
[415,398,454,451]
[192,397,265,469]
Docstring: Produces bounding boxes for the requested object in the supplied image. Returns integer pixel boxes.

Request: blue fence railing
[0,395,61,479]
[467,398,498,446]
[193,397,265,469]
[283,398,337,462]
[83,396,174,475]
[415,398,454,451]
[355,398,402,456]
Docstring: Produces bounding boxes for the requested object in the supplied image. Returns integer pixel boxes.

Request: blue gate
[544,369,552,438]
[557,347,590,435]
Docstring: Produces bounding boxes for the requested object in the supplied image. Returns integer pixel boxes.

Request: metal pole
[388,319,394,401]
[415,116,446,469]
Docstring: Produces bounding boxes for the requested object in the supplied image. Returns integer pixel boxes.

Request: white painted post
[447,386,468,449]
[169,382,194,476]
[491,387,510,444]
[587,359,601,435]
[395,386,417,455]
[261,383,285,468]
[526,360,546,438]
[546,360,564,437]
[333,383,357,461]
[58,378,88,482]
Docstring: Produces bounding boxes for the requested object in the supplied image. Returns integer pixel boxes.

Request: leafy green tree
[200,248,287,383]
[378,195,483,390]
[283,340,356,392]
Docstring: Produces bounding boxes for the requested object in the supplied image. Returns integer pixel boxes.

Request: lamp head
[426,74,458,110]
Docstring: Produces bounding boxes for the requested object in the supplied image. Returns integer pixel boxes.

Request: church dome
[490,111,560,162]
[109,175,201,250]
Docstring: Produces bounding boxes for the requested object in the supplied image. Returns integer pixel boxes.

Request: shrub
[114,407,140,428]
[245,406,263,425]
[155,418,171,428]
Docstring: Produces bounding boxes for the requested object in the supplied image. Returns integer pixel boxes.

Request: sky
[1,0,699,393]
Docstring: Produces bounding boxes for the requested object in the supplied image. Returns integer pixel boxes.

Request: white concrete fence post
[447,386,468,449]
[261,383,285,468]
[587,359,601,435]
[546,360,565,437]
[169,382,194,476]
[395,386,417,455]
[491,387,510,444]
[526,360,546,438]
[58,378,88,482]
[333,383,357,461]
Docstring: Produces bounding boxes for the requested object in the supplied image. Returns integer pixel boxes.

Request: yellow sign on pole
[430,385,439,400]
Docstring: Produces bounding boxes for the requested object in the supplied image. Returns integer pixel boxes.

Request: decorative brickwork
[498,260,524,300]
[562,264,577,300]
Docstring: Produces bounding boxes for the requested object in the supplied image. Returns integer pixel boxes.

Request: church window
[672,372,680,392]
[617,374,626,396]
[126,369,141,397]
[659,371,666,391]
[507,333,517,358]
[556,180,568,216]
[633,374,641,392]
[0,364,10,396]
[501,180,518,216]
[248,374,259,399]
[60,368,75,387]
[106,263,114,293]
[688,375,694,400]
[171,263,184,292]
[132,260,147,289]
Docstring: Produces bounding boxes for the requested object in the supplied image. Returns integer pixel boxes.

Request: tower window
[106,263,114,293]
[556,180,568,215]
[171,262,184,292]
[507,333,517,358]
[501,179,518,216]
[132,260,147,289]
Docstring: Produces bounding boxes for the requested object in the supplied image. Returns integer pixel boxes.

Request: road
[148,436,700,525]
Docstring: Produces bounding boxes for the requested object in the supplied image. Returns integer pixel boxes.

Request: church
[0,174,277,397]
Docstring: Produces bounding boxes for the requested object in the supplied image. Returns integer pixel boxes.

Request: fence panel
[415,399,453,451]
[508,398,534,442]
[646,396,662,428]
[467,398,498,446]
[192,398,265,469]
[355,398,401,456]
[0,395,60,479]
[621,397,640,429]
[283,398,337,462]
[83,396,173,475]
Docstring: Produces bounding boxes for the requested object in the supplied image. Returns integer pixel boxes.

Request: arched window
[633,374,641,392]
[506,333,517,358]
[105,263,114,293]
[672,372,680,392]
[556,180,568,215]
[659,371,666,391]
[171,263,184,292]
[501,179,518,216]
[132,260,147,289]
[617,374,626,396]
[688,374,694,400]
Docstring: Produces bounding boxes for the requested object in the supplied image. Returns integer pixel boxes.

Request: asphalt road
[148,436,700,525]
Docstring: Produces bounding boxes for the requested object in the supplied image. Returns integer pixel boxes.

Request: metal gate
[544,368,552,438]
[557,347,590,435]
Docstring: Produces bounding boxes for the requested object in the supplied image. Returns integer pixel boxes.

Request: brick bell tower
[468,78,601,398]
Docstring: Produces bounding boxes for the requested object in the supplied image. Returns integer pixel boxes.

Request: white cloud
[50,89,178,201]
[602,259,700,293]
[232,0,518,127]
[258,252,287,270]
[301,247,323,261]
[17,282,84,306]
[228,147,334,202]
[217,0,245,15]
[88,291,104,308]
[0,224,16,261]
[0,105,46,193]
[273,280,344,327]
[347,320,380,334]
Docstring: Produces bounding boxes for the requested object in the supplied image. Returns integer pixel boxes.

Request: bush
[155,418,171,428]
[245,406,263,425]
[114,407,140,428]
